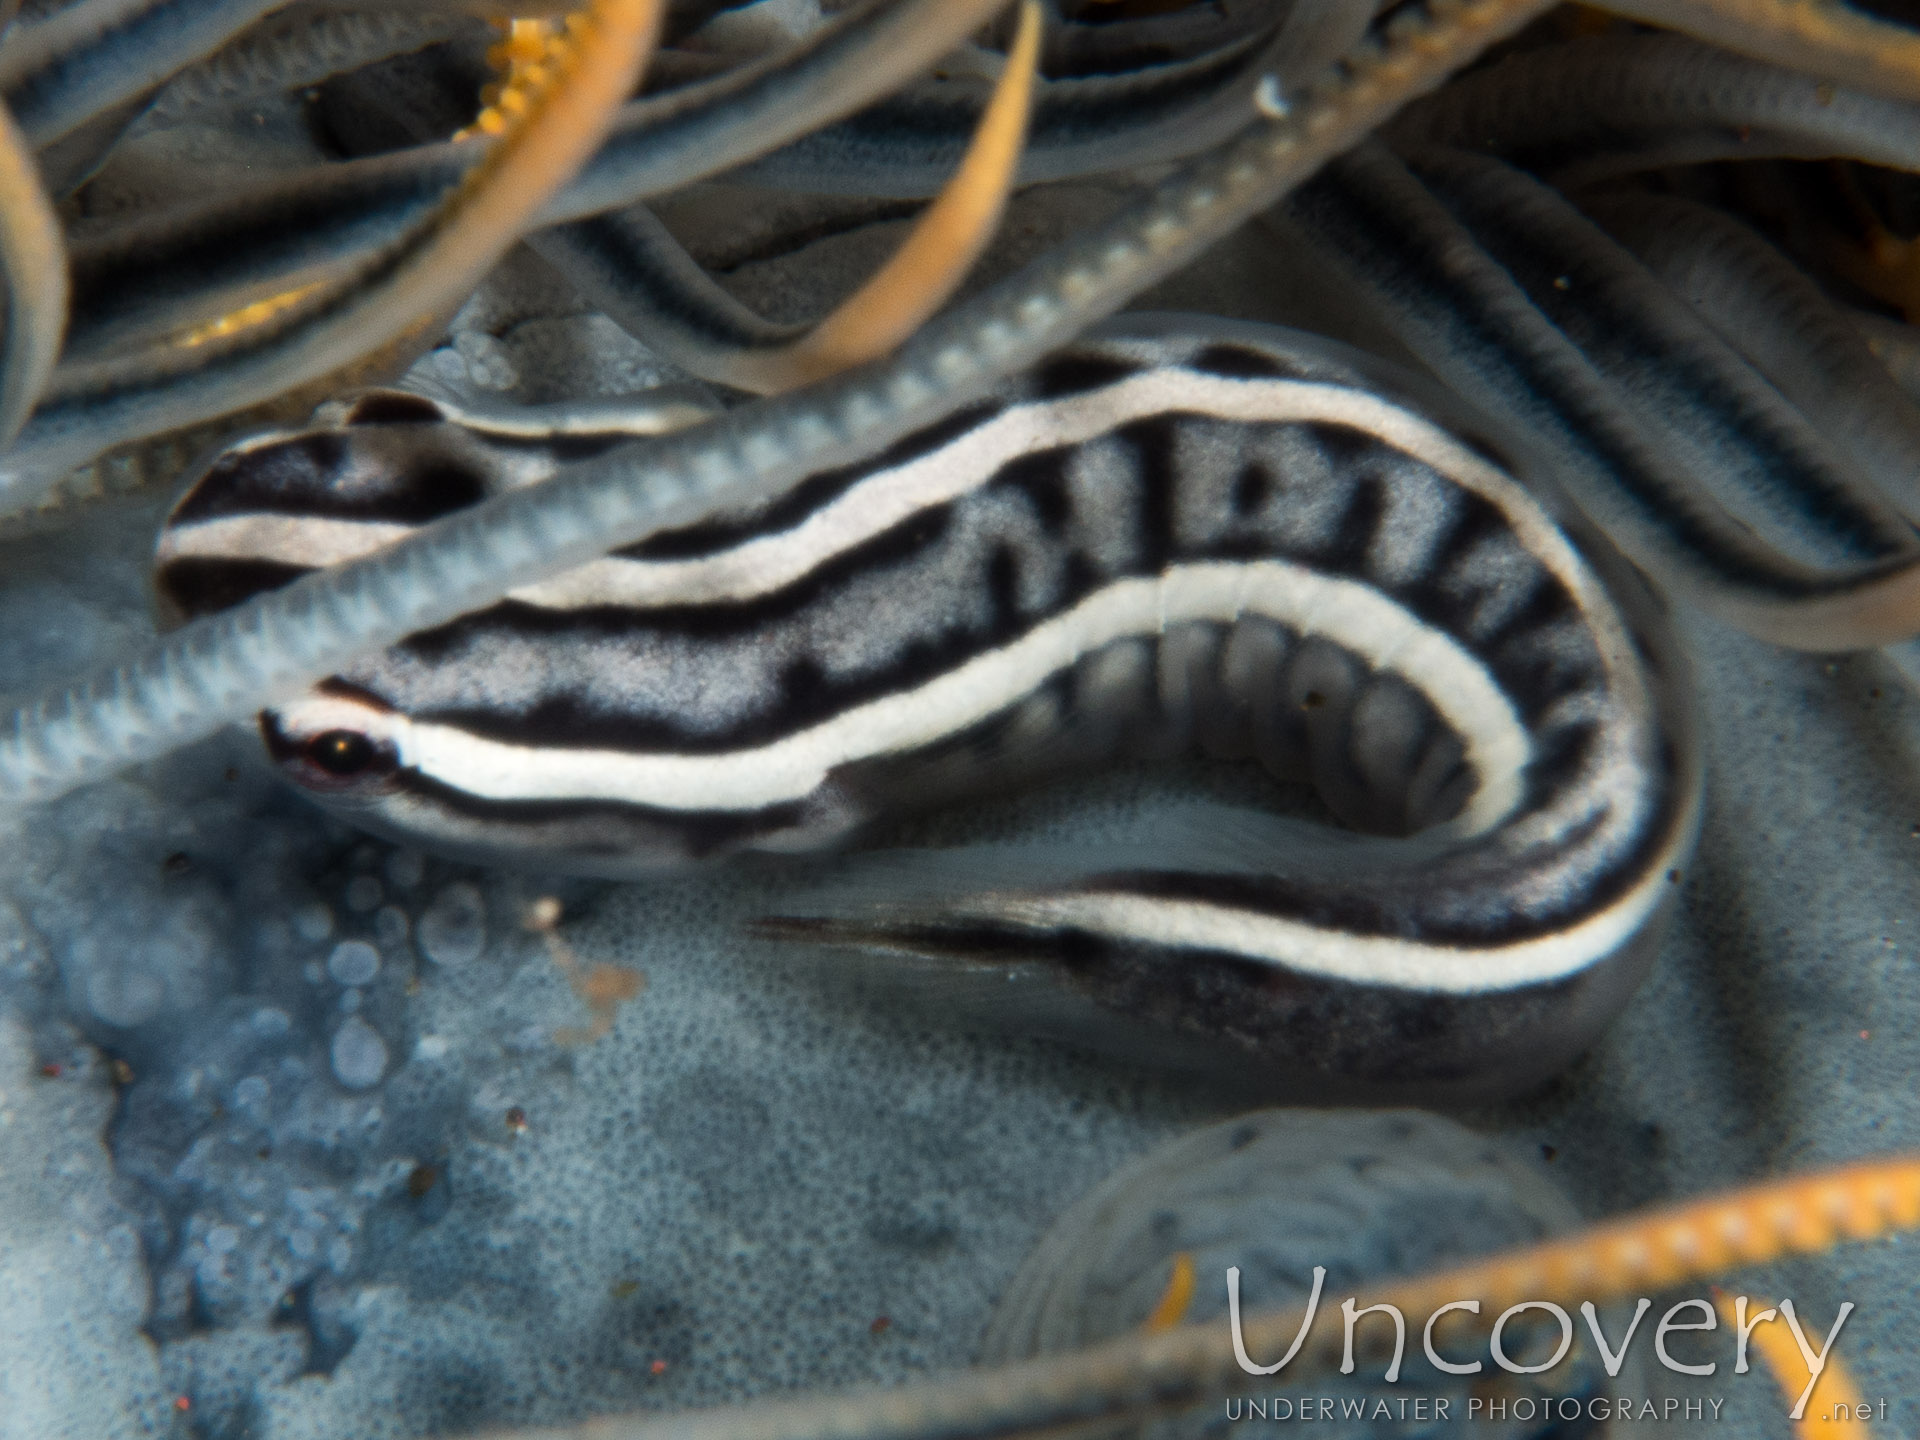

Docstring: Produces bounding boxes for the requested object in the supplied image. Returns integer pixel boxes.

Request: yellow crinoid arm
[19,0,663,526]
[1231,1154,1920,1401]
[1603,0,1920,101]
[729,0,1043,394]
[460,16,577,143]
[458,1154,1920,1440]
[104,0,662,389]
[380,0,664,326]
[1714,1288,1871,1436]
[1370,1155,1920,1316]
[1144,1252,1197,1335]
[0,96,64,448]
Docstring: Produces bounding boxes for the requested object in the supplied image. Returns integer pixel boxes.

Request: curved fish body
[154,317,1701,1098]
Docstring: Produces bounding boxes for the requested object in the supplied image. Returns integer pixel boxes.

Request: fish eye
[305,729,380,777]
[263,712,400,795]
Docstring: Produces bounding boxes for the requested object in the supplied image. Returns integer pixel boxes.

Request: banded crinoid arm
[1388,35,1920,187]
[1588,194,1920,528]
[14,0,1920,801]
[454,1153,1920,1440]
[50,0,1920,387]
[0,0,588,153]
[53,0,1267,369]
[712,0,1374,198]
[36,0,1920,364]
[138,7,478,132]
[699,0,1040,393]
[535,0,1042,393]
[55,0,1014,356]
[1605,0,1920,100]
[337,0,1045,395]
[0,0,1566,805]
[0,0,663,515]
[544,0,1045,221]
[1287,142,1920,651]
[50,0,1016,380]
[137,0,667,135]
[0,0,293,148]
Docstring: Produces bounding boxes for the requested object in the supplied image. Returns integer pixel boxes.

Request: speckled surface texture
[2,193,1916,1440]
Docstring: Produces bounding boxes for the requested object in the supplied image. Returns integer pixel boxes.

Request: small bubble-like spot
[456,331,520,391]
[330,1018,388,1090]
[88,964,165,1027]
[384,849,425,889]
[374,906,410,948]
[429,347,469,385]
[344,876,383,913]
[232,1075,270,1115]
[419,883,486,967]
[293,903,334,942]
[326,940,381,987]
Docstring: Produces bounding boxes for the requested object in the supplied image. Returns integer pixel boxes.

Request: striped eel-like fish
[153,317,1701,1098]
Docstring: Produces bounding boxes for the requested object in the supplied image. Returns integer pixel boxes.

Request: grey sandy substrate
[1,209,1915,1440]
